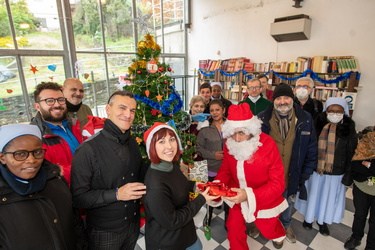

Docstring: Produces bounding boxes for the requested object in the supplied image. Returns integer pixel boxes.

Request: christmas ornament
[30,65,38,74]
[158,66,164,72]
[164,80,169,84]
[6,89,13,94]
[137,70,142,75]
[145,90,150,97]
[156,94,163,101]
[131,8,153,35]
[146,61,158,74]
[168,67,172,72]
[83,73,90,79]
[47,64,57,72]
[151,109,159,116]
[49,76,54,81]
[136,137,142,145]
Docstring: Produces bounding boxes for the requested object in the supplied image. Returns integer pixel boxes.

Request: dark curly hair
[33,82,62,102]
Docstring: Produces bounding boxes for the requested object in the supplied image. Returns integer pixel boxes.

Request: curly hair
[33,82,62,102]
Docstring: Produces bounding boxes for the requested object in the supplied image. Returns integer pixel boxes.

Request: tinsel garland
[131,112,191,134]
[198,68,361,85]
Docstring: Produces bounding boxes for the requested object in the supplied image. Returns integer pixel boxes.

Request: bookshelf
[198,69,360,113]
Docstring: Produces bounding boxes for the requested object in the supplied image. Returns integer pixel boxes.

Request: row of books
[199,58,252,72]
[199,56,360,74]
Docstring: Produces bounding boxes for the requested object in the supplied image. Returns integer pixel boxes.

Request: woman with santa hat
[143,122,218,250]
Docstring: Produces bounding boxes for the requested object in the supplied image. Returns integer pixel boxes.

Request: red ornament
[136,70,142,75]
[151,109,159,116]
[145,90,150,97]
[158,66,164,72]
[167,67,172,72]
[164,80,169,84]
[6,89,13,94]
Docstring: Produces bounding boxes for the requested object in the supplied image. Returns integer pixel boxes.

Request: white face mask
[327,113,344,124]
[295,88,309,100]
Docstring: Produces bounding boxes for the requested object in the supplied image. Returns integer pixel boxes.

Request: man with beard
[257,83,318,244]
[214,103,288,249]
[62,78,93,129]
[293,77,323,119]
[31,82,82,185]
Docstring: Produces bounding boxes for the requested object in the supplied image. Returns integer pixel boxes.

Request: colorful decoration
[30,64,38,74]
[158,66,164,72]
[145,90,150,97]
[146,61,158,74]
[83,73,90,79]
[136,137,142,145]
[6,89,13,94]
[156,94,163,101]
[168,67,172,72]
[198,68,361,85]
[151,109,159,116]
[47,64,57,72]
[49,76,54,81]
[136,70,142,75]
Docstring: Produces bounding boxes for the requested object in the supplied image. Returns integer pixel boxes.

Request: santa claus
[214,102,288,249]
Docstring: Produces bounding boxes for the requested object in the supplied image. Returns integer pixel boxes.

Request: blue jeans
[186,237,203,250]
[279,190,293,227]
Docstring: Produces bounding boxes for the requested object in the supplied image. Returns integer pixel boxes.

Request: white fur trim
[197,120,209,130]
[222,116,262,138]
[257,199,288,219]
[273,235,286,242]
[206,198,223,207]
[241,187,256,223]
[82,128,103,137]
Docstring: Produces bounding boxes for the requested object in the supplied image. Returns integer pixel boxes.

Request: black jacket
[0,160,85,250]
[70,128,147,232]
[314,112,358,185]
[294,96,323,119]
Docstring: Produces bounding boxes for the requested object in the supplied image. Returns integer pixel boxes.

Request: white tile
[197,228,220,249]
[310,233,347,250]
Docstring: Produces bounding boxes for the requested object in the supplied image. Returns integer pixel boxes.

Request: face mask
[327,113,344,124]
[295,88,309,99]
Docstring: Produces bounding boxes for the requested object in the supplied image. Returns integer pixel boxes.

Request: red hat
[143,122,182,158]
[222,103,262,138]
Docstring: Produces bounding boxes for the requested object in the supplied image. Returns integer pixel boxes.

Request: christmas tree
[123,34,195,164]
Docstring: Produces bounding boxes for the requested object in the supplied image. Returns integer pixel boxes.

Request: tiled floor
[135,187,367,250]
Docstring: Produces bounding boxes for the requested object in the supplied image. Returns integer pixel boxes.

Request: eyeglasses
[36,97,66,106]
[327,111,344,115]
[247,86,261,90]
[295,85,311,89]
[2,149,46,161]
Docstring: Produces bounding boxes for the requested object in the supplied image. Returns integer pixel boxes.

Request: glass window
[102,0,135,52]
[0,1,15,49]
[161,0,184,53]
[0,56,27,125]
[10,0,63,50]
[72,0,104,51]
[135,0,155,38]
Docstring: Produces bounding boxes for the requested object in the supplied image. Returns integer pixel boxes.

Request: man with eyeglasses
[239,78,272,115]
[62,78,93,129]
[30,81,83,185]
[294,77,323,119]
[257,83,318,244]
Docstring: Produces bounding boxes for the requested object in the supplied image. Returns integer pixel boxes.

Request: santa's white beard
[226,135,262,161]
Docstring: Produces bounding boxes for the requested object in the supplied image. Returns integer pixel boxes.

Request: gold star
[156,94,163,101]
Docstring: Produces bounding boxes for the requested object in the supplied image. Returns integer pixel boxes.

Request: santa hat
[143,122,182,158]
[82,115,106,140]
[222,103,262,138]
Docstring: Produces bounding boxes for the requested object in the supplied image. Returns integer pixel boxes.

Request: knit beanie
[273,83,294,100]
[222,103,262,138]
[0,124,42,151]
[143,122,182,158]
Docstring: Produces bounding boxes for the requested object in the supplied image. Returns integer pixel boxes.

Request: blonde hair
[189,95,206,110]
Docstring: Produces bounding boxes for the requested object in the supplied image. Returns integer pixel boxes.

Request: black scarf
[0,163,47,195]
[103,119,130,145]
[66,100,82,112]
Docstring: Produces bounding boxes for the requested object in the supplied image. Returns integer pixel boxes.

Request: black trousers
[86,220,140,250]
[352,184,375,249]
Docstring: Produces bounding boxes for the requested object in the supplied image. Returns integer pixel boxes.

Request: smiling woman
[0,123,85,249]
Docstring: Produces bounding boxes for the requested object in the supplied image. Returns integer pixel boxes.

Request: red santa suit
[214,103,287,250]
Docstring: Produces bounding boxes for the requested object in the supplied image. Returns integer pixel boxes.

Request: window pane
[161,0,184,53]
[0,1,15,49]
[76,53,109,111]
[0,56,28,125]
[102,0,135,52]
[164,57,187,109]
[10,0,63,50]
[72,0,104,51]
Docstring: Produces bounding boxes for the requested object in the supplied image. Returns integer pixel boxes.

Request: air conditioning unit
[270,14,312,42]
